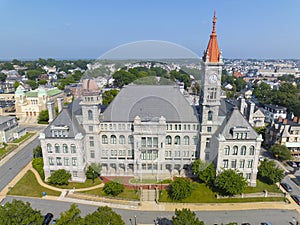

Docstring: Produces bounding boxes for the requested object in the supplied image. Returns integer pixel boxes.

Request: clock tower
[199,11,224,161]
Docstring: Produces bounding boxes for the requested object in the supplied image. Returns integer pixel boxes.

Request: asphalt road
[2,196,299,225]
[0,136,40,191]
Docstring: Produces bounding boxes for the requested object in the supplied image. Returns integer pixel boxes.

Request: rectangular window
[72,157,77,166]
[239,160,245,168]
[73,171,78,177]
[223,159,228,168]
[71,145,76,153]
[206,138,210,147]
[64,157,69,166]
[153,137,158,147]
[247,160,253,168]
[246,173,251,180]
[141,137,146,147]
[141,152,146,160]
[90,150,95,158]
[89,136,94,147]
[128,135,133,144]
[207,127,212,132]
[153,151,158,160]
[147,137,152,147]
[49,157,54,165]
[89,126,93,132]
[231,160,237,169]
[56,157,62,166]
[128,149,133,158]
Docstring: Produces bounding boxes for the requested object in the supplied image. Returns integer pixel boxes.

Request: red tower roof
[203,11,221,63]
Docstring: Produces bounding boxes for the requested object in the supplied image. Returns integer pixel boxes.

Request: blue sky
[0,0,299,60]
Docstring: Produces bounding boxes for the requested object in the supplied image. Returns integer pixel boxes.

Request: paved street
[2,196,300,225]
[0,136,39,192]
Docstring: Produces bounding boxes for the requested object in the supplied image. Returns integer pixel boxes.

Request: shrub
[48,169,71,185]
[103,181,124,196]
[32,158,45,180]
[168,177,192,201]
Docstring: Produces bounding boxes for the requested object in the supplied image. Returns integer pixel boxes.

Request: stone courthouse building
[40,13,262,186]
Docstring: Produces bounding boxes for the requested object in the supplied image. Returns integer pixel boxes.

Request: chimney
[293,116,298,123]
[248,101,255,125]
[47,101,56,123]
[57,97,63,113]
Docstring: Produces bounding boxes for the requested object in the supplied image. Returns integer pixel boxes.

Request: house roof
[217,107,258,140]
[102,84,199,123]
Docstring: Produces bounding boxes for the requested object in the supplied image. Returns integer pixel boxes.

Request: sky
[0,0,299,60]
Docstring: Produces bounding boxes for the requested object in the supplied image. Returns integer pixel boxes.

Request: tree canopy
[192,159,216,186]
[55,204,83,225]
[0,199,43,225]
[102,89,119,105]
[215,169,247,196]
[84,206,124,225]
[103,180,124,196]
[270,144,292,161]
[172,208,204,225]
[48,169,71,185]
[258,159,284,185]
[168,177,192,201]
[37,110,49,124]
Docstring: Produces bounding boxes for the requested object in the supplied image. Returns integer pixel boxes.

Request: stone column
[57,97,63,113]
[47,101,56,123]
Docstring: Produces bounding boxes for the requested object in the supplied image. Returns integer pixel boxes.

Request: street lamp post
[92,170,95,183]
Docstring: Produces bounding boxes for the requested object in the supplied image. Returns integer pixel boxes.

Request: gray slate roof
[44,105,85,138]
[217,107,258,140]
[103,84,199,123]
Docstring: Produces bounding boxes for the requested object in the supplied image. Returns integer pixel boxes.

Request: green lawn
[80,188,140,201]
[49,178,102,189]
[244,180,281,193]
[13,132,35,143]
[8,170,61,197]
[159,182,284,203]
[0,144,17,159]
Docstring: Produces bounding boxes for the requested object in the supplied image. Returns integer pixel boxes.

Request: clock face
[209,74,218,83]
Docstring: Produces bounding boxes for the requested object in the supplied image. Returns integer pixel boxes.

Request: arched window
[208,111,213,121]
[62,144,68,153]
[128,135,133,144]
[110,135,117,144]
[249,146,255,155]
[174,136,181,145]
[241,146,246,155]
[55,144,60,153]
[88,110,93,120]
[233,146,238,155]
[166,136,172,145]
[224,145,230,155]
[71,144,76,153]
[47,143,52,153]
[102,135,108,144]
[183,136,189,145]
[119,135,125,144]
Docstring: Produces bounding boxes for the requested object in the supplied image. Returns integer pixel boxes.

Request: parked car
[291,195,300,205]
[43,213,53,225]
[280,182,293,192]
[287,161,297,168]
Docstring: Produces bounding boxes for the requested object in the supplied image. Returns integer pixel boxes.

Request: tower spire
[202,11,221,63]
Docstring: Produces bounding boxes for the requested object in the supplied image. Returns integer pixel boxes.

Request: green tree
[86,163,102,182]
[102,89,119,105]
[172,208,204,225]
[0,73,7,82]
[48,169,71,185]
[26,80,38,90]
[56,204,83,225]
[0,199,43,224]
[215,169,247,196]
[112,70,136,87]
[38,79,47,85]
[83,206,124,225]
[270,144,292,161]
[258,159,284,185]
[103,180,124,196]
[26,69,44,80]
[32,157,45,180]
[12,59,21,65]
[33,145,43,158]
[192,159,216,186]
[38,110,49,124]
[1,62,14,70]
[168,177,192,201]
[14,81,21,89]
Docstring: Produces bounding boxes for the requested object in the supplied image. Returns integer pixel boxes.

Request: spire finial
[212,10,217,34]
